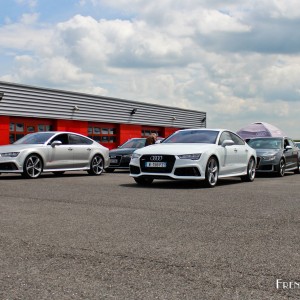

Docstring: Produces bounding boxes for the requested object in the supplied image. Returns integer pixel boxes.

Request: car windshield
[163,130,219,144]
[248,138,283,149]
[14,132,56,144]
[120,139,146,149]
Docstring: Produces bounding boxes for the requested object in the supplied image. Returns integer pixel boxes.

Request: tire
[241,157,256,182]
[52,171,65,176]
[276,158,285,177]
[87,155,104,175]
[134,177,154,186]
[105,168,115,173]
[22,154,43,179]
[204,156,218,188]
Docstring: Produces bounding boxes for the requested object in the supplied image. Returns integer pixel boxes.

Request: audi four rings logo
[150,155,163,161]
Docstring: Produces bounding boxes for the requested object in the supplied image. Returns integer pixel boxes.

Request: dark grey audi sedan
[106,138,146,172]
[247,137,299,176]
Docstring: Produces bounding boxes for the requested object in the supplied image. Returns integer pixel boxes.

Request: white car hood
[135,143,216,155]
[0,144,45,152]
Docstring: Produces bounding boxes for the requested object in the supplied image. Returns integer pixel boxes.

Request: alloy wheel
[205,157,218,187]
[89,155,104,175]
[23,155,42,178]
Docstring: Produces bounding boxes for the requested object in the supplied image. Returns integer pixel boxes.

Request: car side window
[229,132,245,145]
[288,139,295,147]
[69,134,93,145]
[284,139,289,148]
[218,131,232,145]
[50,134,69,145]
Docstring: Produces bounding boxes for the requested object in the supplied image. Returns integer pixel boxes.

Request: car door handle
[234,149,238,152]
[68,148,73,151]
[87,148,92,151]
[245,149,248,152]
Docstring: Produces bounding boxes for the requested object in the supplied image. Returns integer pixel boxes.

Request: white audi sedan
[0,131,110,179]
[129,129,257,187]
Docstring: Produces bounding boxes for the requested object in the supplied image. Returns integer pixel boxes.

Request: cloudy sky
[1,0,300,137]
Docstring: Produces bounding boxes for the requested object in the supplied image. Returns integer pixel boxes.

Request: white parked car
[129,129,257,187]
[0,131,110,179]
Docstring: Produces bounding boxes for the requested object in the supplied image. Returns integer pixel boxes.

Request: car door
[285,138,298,169]
[69,134,93,168]
[229,132,248,173]
[46,133,74,169]
[218,131,236,175]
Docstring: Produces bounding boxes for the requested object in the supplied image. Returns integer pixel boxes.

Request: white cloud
[16,0,37,8]
[20,13,39,25]
[1,1,300,137]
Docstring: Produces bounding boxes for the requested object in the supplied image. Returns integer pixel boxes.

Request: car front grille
[258,165,273,171]
[256,157,261,169]
[130,165,141,174]
[109,155,122,166]
[140,155,176,173]
[174,167,200,177]
[0,162,18,171]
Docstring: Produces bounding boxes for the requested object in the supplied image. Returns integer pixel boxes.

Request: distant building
[0,81,206,148]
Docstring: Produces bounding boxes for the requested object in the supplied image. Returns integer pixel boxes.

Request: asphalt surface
[1,171,300,300]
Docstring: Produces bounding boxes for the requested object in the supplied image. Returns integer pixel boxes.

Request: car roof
[248,137,286,140]
[177,128,229,132]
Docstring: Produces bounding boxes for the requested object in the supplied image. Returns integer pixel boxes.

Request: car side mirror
[222,140,234,147]
[285,145,292,151]
[51,140,62,147]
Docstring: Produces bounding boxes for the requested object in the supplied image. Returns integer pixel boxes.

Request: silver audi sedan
[0,131,110,179]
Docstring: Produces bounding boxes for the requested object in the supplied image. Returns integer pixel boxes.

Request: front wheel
[87,155,104,175]
[241,157,256,182]
[204,157,218,188]
[276,158,285,177]
[22,154,43,179]
[134,177,153,186]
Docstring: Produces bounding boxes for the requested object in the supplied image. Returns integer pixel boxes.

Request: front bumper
[255,156,278,172]
[108,155,131,169]
[130,154,205,180]
[0,157,23,173]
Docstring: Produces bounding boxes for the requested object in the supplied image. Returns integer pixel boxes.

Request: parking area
[1,171,300,299]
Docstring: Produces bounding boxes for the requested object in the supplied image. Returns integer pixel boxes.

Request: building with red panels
[0,81,206,149]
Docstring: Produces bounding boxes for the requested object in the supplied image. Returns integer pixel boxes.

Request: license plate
[110,159,118,164]
[145,162,167,168]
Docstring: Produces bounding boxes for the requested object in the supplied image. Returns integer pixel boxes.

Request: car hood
[0,144,45,152]
[109,148,136,155]
[134,143,217,155]
[255,149,281,156]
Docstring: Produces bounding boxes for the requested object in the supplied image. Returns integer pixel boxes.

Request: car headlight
[262,155,276,161]
[178,153,201,160]
[0,152,20,157]
[132,153,142,159]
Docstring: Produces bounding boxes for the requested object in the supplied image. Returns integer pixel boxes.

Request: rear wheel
[134,177,153,186]
[276,158,285,177]
[241,157,256,182]
[88,155,104,175]
[22,154,43,179]
[204,156,218,188]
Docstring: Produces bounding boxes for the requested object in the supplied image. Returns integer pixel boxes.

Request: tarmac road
[0,171,300,299]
